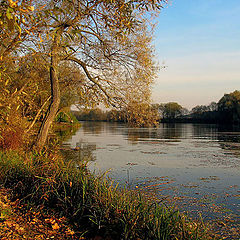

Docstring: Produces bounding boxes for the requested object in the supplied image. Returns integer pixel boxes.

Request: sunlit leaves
[126,101,159,127]
[0,0,166,149]
[0,0,36,58]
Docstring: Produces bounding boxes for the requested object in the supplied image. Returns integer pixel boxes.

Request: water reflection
[64,122,240,169]
[63,121,240,229]
[61,140,96,166]
[121,124,221,143]
[81,121,104,135]
[54,124,79,143]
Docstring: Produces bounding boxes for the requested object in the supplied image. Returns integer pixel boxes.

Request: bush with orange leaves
[0,125,24,150]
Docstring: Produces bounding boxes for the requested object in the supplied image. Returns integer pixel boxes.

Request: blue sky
[152,0,240,109]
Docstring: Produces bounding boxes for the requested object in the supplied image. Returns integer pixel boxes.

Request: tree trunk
[36,31,61,151]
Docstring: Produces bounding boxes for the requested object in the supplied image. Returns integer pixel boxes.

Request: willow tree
[34,0,166,150]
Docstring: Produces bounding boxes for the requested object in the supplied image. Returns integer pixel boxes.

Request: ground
[0,187,79,240]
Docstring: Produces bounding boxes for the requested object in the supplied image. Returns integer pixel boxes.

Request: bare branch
[26,96,51,133]
[65,56,111,100]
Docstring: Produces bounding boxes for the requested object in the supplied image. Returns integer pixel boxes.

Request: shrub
[0,127,24,150]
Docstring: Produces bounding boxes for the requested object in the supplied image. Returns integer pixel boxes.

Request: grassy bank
[0,150,216,240]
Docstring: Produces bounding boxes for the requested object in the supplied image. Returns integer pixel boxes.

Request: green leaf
[6,8,13,20]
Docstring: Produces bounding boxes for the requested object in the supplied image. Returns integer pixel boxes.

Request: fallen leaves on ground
[0,187,80,240]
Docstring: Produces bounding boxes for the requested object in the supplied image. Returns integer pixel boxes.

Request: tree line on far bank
[73,90,240,125]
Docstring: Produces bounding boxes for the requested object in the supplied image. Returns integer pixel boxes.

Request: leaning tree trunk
[36,31,61,151]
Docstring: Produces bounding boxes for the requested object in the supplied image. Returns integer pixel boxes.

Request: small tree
[126,101,159,127]
[162,102,183,119]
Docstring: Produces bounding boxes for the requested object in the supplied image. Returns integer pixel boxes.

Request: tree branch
[26,96,51,133]
[65,56,111,101]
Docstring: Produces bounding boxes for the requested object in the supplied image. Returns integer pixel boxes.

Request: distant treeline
[73,108,131,123]
[72,90,240,125]
[157,90,240,124]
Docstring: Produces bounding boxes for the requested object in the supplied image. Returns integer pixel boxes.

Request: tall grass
[0,150,215,239]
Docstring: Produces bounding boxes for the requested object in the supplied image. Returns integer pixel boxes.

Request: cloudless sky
[152,0,240,110]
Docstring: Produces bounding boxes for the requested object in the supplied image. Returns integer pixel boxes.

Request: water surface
[63,122,240,235]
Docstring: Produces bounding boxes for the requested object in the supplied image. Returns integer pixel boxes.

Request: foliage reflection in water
[63,121,240,235]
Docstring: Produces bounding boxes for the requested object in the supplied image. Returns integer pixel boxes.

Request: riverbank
[0,150,216,240]
[0,187,78,239]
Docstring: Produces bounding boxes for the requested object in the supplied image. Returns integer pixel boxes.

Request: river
[62,121,240,236]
